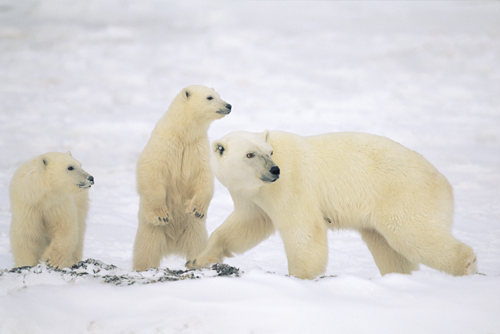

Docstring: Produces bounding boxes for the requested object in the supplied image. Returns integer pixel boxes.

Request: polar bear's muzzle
[78,175,95,189]
[261,165,280,183]
[216,103,232,115]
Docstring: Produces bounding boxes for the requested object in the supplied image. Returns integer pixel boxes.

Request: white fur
[188,130,477,279]
[10,152,93,269]
[133,85,231,271]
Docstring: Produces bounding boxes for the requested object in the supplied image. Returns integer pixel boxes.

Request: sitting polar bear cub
[187,130,477,279]
[10,152,94,269]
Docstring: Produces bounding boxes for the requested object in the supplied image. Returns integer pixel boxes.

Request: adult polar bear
[10,152,94,269]
[187,130,477,279]
[133,85,231,271]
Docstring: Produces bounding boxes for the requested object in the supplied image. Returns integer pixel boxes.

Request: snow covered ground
[1,1,499,333]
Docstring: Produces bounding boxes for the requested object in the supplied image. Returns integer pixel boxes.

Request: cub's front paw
[186,199,208,219]
[145,206,170,225]
[191,207,206,219]
[42,249,71,269]
[186,203,207,219]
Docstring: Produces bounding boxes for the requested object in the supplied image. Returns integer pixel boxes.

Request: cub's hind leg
[133,219,168,271]
[179,215,208,261]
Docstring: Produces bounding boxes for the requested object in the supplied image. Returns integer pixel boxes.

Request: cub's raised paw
[191,207,205,219]
[186,199,208,220]
[145,207,170,225]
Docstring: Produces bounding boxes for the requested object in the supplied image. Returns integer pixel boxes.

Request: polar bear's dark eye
[207,96,213,100]
[68,166,74,171]
[270,151,274,156]
[217,145,225,155]
[246,153,255,158]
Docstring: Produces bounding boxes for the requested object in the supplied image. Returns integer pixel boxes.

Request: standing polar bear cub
[10,152,94,269]
[187,130,477,279]
[133,85,231,271]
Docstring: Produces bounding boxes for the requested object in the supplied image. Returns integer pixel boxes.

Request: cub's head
[211,130,280,196]
[179,85,231,121]
[38,152,94,192]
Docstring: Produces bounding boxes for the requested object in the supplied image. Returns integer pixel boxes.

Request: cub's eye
[207,96,213,100]
[270,151,274,156]
[68,166,74,171]
[246,153,255,158]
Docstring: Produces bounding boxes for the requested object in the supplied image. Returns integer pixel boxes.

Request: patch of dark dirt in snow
[0,258,240,286]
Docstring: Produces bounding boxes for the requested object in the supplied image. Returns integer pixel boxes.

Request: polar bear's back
[269,130,442,178]
[268,131,453,229]
[10,156,45,205]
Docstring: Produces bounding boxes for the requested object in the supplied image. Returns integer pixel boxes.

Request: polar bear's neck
[155,107,211,144]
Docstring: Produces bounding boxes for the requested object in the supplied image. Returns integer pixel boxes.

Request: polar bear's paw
[465,254,478,275]
[42,248,72,269]
[189,206,206,219]
[145,206,170,225]
[186,198,208,220]
[185,256,215,269]
[186,249,232,269]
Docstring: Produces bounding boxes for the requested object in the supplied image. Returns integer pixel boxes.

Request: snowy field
[1,1,500,333]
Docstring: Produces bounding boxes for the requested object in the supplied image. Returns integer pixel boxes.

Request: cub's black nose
[226,104,232,110]
[270,166,280,176]
[88,175,94,183]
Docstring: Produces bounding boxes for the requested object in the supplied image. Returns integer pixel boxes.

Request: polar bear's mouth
[216,108,231,115]
[260,176,279,183]
[216,103,232,115]
[78,175,95,189]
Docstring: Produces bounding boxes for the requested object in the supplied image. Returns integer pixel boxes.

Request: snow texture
[0,1,499,333]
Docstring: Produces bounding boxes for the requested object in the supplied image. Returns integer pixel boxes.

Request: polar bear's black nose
[270,166,280,176]
[226,104,232,110]
[88,175,94,183]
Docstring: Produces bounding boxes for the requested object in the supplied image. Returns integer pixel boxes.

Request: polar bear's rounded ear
[65,151,72,157]
[38,155,48,170]
[260,130,271,143]
[213,141,225,156]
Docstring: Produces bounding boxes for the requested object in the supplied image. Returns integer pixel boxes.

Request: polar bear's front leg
[186,207,275,269]
[41,206,79,269]
[186,168,214,220]
[137,161,170,225]
[276,213,329,280]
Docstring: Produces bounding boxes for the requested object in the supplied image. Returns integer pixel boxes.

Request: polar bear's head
[175,85,232,122]
[211,131,280,195]
[39,152,94,193]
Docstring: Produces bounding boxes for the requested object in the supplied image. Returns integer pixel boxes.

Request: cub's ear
[38,155,48,170]
[183,88,190,99]
[212,141,225,156]
[65,151,72,157]
[260,130,271,143]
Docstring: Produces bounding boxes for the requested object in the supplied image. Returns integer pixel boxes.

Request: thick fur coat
[133,85,231,271]
[10,152,94,268]
[188,130,477,279]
